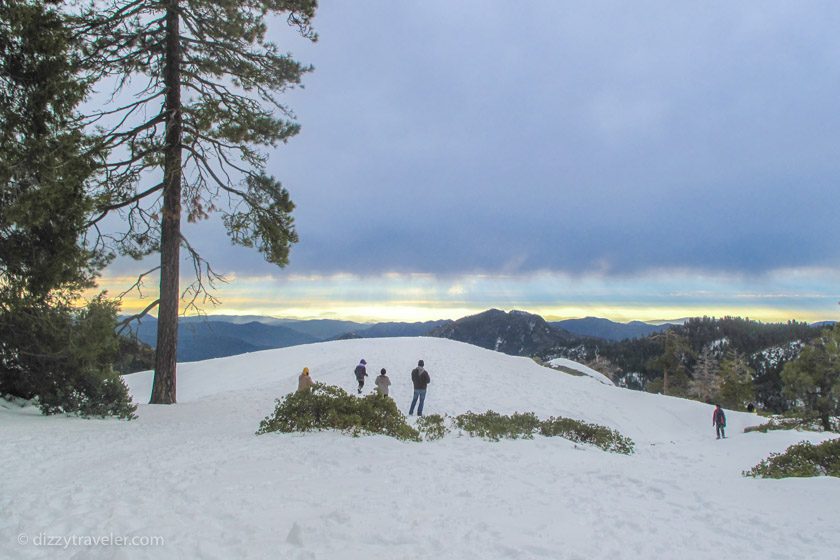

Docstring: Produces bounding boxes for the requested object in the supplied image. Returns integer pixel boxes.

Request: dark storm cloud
[205,0,840,277]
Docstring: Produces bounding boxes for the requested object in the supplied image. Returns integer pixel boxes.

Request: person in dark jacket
[409,359,431,416]
[354,359,368,394]
[713,404,726,439]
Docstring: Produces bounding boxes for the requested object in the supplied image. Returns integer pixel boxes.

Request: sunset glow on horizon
[92,268,840,325]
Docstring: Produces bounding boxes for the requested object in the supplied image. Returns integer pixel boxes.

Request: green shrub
[744,423,777,434]
[416,414,450,441]
[744,415,823,434]
[540,416,635,454]
[453,410,542,441]
[256,383,420,441]
[257,392,635,454]
[744,411,838,434]
[0,298,137,420]
[37,372,137,420]
[451,410,635,454]
[744,439,840,478]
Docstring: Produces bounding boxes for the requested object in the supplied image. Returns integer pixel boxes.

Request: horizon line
[117,307,837,326]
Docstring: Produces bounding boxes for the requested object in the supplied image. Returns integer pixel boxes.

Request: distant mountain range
[334,320,452,340]
[128,316,453,363]
[131,318,319,362]
[550,317,672,341]
[123,312,835,367]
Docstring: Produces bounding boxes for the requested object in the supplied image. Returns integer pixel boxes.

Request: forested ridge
[542,316,829,413]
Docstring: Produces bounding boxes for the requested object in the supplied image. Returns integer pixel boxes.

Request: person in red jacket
[713,404,726,439]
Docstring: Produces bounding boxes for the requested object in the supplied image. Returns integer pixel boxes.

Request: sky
[98,0,840,323]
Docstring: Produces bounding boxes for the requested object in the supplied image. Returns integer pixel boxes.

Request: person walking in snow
[297,367,314,393]
[375,368,391,396]
[354,359,368,394]
[409,360,431,416]
[713,404,726,439]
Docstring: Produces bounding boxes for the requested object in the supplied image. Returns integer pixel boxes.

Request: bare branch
[116,265,161,300]
[116,298,160,335]
[179,235,227,315]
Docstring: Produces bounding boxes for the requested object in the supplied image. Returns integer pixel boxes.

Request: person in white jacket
[375,368,391,396]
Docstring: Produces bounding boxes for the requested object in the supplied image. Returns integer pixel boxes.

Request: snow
[754,340,803,369]
[547,357,615,385]
[2,337,839,559]
[709,337,729,352]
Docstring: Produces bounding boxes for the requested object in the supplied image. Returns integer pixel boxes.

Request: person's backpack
[354,364,366,378]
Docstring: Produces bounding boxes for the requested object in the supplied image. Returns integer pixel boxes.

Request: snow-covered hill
[2,337,838,559]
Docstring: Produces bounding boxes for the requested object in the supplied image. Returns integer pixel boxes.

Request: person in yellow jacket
[297,367,314,393]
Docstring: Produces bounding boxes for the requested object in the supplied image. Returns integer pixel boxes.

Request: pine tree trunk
[150,0,182,405]
[820,412,831,431]
[663,367,669,396]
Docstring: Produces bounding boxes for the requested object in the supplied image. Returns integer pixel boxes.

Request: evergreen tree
[718,350,755,410]
[689,346,721,403]
[75,0,317,403]
[0,0,134,418]
[781,325,840,431]
[647,331,693,396]
[0,0,102,299]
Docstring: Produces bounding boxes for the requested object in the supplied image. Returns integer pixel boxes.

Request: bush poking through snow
[743,414,835,434]
[454,411,542,441]
[256,383,421,441]
[256,387,635,453]
[38,375,138,420]
[539,416,636,454]
[744,439,840,478]
[450,411,635,453]
[416,414,449,441]
[0,298,138,420]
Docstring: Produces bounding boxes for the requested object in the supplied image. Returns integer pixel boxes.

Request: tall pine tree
[76,0,317,403]
[648,331,693,396]
[689,346,721,403]
[0,0,134,418]
[718,350,755,410]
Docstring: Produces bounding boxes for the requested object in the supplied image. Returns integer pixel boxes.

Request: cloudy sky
[103,0,840,323]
